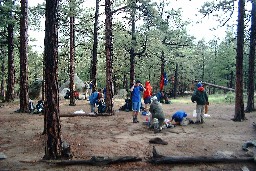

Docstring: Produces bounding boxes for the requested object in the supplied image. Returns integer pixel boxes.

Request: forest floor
[1,96,256,171]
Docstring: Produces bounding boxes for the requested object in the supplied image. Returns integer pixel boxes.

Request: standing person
[130,80,145,123]
[143,81,152,114]
[149,96,165,132]
[191,82,208,124]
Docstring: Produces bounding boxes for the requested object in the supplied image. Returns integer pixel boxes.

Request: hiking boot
[133,117,139,123]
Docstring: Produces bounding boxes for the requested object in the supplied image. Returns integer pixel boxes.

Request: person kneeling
[171,110,190,125]
[149,96,165,133]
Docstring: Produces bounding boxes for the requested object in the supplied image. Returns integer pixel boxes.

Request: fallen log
[46,156,142,166]
[202,82,235,91]
[149,146,255,164]
[148,156,255,164]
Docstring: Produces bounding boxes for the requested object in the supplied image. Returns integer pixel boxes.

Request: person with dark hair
[191,82,208,124]
[130,80,145,123]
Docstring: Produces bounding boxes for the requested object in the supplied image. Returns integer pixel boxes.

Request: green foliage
[0,0,254,102]
[224,92,235,103]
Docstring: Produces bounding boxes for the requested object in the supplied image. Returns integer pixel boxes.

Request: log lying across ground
[148,156,255,164]
[202,82,235,91]
[47,156,142,166]
[149,147,255,164]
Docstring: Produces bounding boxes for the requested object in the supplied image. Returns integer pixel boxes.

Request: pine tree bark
[6,6,15,102]
[234,0,245,121]
[91,0,100,92]
[69,14,75,106]
[0,49,5,98]
[43,0,62,159]
[19,0,29,112]
[105,0,114,114]
[245,0,256,112]
[129,0,136,88]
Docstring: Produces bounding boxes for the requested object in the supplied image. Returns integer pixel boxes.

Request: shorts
[144,97,151,104]
[132,102,141,112]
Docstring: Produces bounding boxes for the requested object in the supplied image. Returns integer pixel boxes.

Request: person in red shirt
[143,81,153,114]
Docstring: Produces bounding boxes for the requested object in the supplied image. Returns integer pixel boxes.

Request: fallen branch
[148,147,255,164]
[149,156,254,164]
[46,156,142,166]
[202,82,235,91]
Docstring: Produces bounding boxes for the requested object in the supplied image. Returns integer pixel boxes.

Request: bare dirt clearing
[1,98,256,171]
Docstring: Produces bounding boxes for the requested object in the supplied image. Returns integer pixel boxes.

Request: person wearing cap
[149,96,165,131]
[130,80,146,123]
[191,82,208,124]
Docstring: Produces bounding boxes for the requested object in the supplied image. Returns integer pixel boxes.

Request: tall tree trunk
[6,6,15,102]
[129,0,136,88]
[19,0,29,112]
[113,74,117,95]
[91,0,100,92]
[43,0,63,159]
[1,48,5,99]
[69,15,75,106]
[245,0,256,112]
[42,42,46,134]
[105,0,114,114]
[233,0,245,121]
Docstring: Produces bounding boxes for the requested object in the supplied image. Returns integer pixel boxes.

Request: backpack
[98,100,106,113]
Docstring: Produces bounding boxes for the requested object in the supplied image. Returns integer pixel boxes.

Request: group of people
[87,78,208,131]
[130,79,209,132]
[130,80,166,127]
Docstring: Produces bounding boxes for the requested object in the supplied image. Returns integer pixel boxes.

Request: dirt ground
[1,97,256,171]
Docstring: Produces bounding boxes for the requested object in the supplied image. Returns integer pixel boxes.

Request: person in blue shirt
[89,89,99,113]
[130,80,145,123]
[171,110,187,125]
